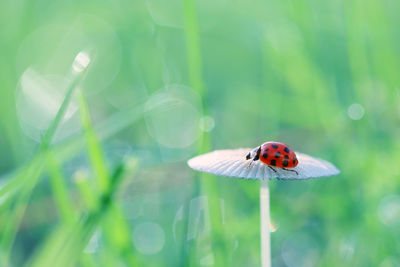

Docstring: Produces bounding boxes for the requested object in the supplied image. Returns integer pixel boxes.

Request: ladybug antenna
[246,146,261,169]
[246,160,254,169]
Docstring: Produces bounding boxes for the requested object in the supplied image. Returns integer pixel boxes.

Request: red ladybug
[245,141,298,174]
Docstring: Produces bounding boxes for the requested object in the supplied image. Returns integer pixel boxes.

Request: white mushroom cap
[187,148,340,180]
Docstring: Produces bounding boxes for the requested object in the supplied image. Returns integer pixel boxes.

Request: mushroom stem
[260,178,271,267]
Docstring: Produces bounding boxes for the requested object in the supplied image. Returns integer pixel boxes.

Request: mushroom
[187,146,340,267]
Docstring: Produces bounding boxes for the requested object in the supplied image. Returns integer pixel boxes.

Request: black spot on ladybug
[293,159,296,164]
[282,160,289,167]
[264,148,269,152]
[275,152,281,158]
[284,155,289,159]
[271,145,278,149]
[263,153,268,158]
[284,147,290,153]
[270,159,276,166]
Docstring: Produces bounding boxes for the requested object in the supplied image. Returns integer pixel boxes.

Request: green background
[0,0,400,266]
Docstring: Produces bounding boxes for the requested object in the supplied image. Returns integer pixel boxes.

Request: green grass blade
[0,160,45,266]
[0,103,145,201]
[77,89,110,193]
[77,91,140,265]
[0,55,90,262]
[183,0,205,98]
[74,170,98,211]
[46,151,75,224]
[182,0,226,265]
[39,72,85,151]
[28,161,137,267]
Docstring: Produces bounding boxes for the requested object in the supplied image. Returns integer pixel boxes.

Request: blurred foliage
[0,0,400,266]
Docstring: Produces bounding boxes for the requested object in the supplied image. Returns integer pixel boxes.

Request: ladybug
[245,141,298,174]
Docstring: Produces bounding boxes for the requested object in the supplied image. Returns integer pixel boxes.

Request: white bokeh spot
[378,195,400,227]
[145,85,201,148]
[133,222,165,255]
[347,103,365,120]
[199,116,215,132]
[72,51,91,73]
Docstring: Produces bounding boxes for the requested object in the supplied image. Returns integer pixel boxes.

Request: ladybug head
[245,146,261,161]
[245,152,251,160]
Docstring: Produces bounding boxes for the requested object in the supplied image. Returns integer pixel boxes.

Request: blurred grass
[46,151,75,224]
[0,66,86,264]
[75,90,139,266]
[0,0,400,266]
[183,0,227,265]
[28,90,140,267]
[77,90,111,195]
[29,161,136,267]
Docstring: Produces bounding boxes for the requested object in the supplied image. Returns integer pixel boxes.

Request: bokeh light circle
[378,195,400,227]
[379,256,400,267]
[281,233,320,267]
[265,20,303,53]
[16,14,122,95]
[144,84,202,148]
[347,103,365,120]
[199,116,215,132]
[15,69,80,143]
[339,238,355,261]
[132,222,165,255]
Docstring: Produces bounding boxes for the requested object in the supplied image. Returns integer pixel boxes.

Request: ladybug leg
[268,166,277,173]
[268,166,281,178]
[282,168,298,175]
